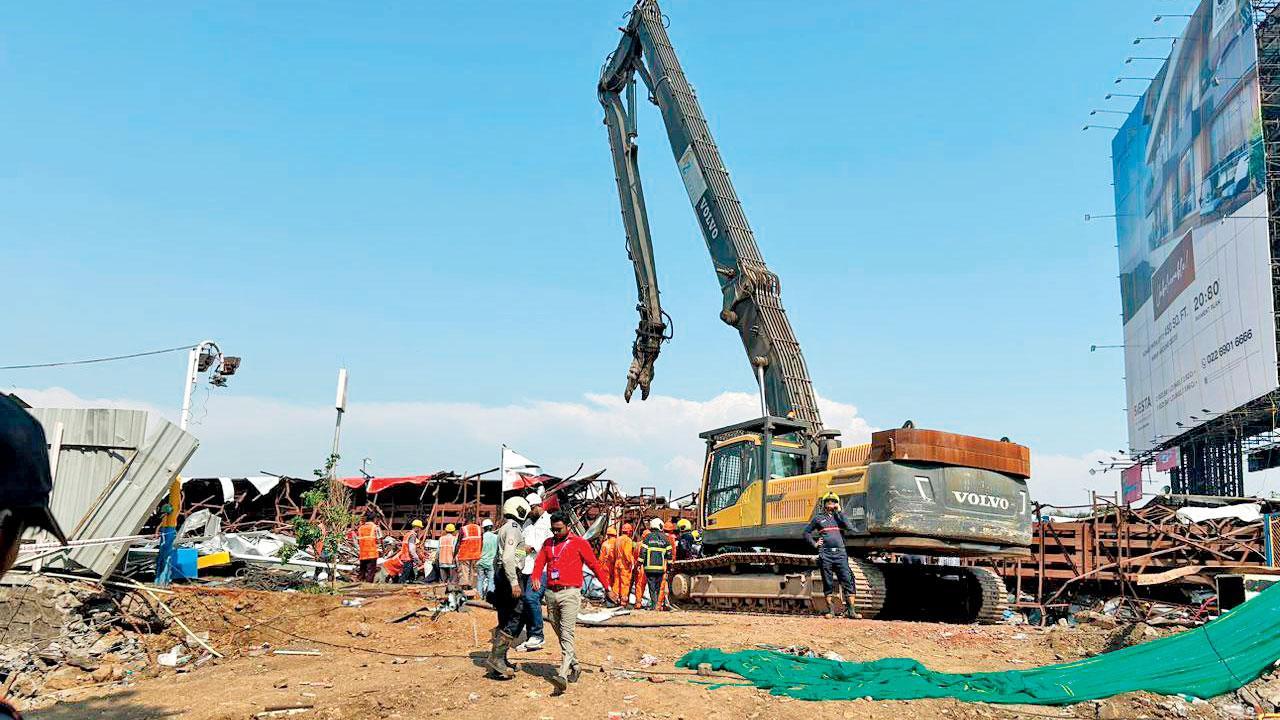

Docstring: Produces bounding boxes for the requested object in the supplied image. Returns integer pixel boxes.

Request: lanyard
[548,536,573,567]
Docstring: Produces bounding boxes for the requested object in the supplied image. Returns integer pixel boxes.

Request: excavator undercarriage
[667,553,1008,624]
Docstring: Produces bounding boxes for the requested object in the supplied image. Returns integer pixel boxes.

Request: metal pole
[755,364,768,418]
[331,368,348,479]
[179,345,199,431]
[330,410,344,479]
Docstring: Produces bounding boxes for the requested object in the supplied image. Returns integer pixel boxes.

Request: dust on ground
[15,586,1244,720]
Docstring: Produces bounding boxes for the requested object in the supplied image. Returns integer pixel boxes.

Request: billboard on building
[1113,0,1277,454]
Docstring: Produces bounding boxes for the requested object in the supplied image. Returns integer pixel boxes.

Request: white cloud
[11,386,871,498]
[1028,449,1114,508]
[18,385,1146,509]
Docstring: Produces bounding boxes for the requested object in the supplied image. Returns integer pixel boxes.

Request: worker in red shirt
[531,512,617,694]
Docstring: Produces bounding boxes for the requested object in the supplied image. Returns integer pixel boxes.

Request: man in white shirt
[515,491,552,651]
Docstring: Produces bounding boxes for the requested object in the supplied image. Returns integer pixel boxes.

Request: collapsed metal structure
[983,495,1278,618]
[176,472,501,536]
[175,469,696,544]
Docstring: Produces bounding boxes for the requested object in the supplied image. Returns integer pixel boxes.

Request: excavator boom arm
[598,0,824,434]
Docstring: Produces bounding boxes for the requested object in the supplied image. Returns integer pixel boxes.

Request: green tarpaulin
[677,582,1280,704]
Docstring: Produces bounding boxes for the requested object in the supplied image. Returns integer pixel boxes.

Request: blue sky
[1,2,1197,501]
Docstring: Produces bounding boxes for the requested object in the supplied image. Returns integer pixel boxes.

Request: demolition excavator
[598,0,1033,622]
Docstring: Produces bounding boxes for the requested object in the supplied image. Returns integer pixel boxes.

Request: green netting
[676,582,1280,704]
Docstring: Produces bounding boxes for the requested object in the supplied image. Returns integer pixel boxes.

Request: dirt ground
[13,585,1246,720]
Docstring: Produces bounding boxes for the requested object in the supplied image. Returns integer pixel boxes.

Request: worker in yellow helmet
[674,518,700,561]
[804,492,860,619]
[438,522,459,585]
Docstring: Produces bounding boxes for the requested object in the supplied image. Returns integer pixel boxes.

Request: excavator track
[969,565,1010,624]
[668,553,1007,623]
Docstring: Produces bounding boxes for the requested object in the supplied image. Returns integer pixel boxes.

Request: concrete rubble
[0,575,161,703]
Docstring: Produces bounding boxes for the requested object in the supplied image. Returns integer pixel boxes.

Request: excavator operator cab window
[704,441,756,516]
[769,450,804,480]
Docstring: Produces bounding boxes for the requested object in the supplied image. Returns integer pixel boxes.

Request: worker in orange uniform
[351,511,383,583]
[457,517,483,589]
[597,526,619,604]
[395,526,418,583]
[377,536,406,582]
[438,523,458,585]
[612,523,638,607]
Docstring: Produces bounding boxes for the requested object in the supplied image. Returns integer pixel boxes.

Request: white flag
[501,446,541,492]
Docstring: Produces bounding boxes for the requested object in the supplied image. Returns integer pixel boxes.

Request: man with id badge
[530,512,616,694]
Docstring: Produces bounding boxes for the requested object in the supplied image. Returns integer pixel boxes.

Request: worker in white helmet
[476,517,498,598]
[485,496,532,679]
[514,490,552,651]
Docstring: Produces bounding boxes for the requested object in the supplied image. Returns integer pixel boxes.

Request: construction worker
[438,523,458,585]
[485,496,531,679]
[351,511,382,583]
[657,520,678,608]
[531,512,617,693]
[597,526,619,604]
[612,523,638,607]
[515,492,551,651]
[398,524,420,583]
[477,518,498,598]
[378,536,405,582]
[154,479,182,586]
[457,516,483,588]
[639,518,672,610]
[805,491,860,619]
[675,518,700,561]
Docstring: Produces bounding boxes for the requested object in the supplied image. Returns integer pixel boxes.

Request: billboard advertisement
[1113,0,1277,453]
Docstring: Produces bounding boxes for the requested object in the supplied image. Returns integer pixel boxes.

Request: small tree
[284,453,359,587]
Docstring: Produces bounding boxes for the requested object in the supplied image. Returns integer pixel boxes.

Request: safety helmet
[606,526,619,536]
[676,518,692,531]
[663,520,675,532]
[692,530,701,540]
[445,523,456,532]
[411,519,424,528]
[649,518,663,530]
[525,491,543,507]
[621,523,634,534]
[482,518,493,528]
[821,492,840,504]
[503,496,531,522]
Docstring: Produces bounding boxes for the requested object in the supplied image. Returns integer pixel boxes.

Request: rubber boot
[824,594,839,618]
[843,590,862,620]
[485,630,517,679]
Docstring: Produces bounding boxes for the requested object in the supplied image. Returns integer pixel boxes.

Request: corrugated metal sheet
[28,409,148,536]
[71,419,198,577]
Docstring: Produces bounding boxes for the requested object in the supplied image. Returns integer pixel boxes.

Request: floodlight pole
[180,339,220,432]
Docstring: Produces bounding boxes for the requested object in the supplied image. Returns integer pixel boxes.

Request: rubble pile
[0,576,160,702]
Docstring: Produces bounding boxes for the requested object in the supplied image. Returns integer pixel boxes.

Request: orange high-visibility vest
[356,522,380,561]
[438,533,457,565]
[457,523,483,561]
[397,533,414,562]
[382,555,404,577]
